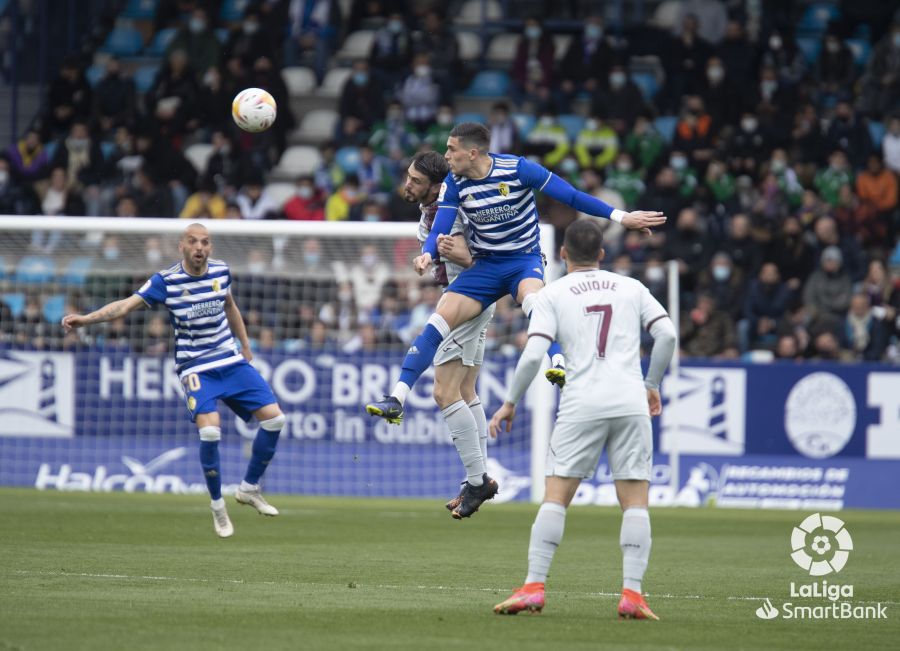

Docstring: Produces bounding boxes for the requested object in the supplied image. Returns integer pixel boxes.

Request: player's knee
[259,413,286,432]
[461,386,477,403]
[432,381,458,409]
[198,426,221,442]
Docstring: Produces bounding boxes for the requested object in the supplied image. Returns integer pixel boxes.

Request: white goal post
[0,216,557,503]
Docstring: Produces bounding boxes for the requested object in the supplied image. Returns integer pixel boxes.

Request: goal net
[0,216,556,503]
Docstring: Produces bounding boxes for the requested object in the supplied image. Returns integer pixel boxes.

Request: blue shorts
[180,361,277,423]
[446,252,545,309]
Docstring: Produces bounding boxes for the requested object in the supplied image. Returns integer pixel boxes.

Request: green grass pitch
[1,488,898,651]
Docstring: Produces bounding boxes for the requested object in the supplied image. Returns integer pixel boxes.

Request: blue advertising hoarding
[0,348,898,509]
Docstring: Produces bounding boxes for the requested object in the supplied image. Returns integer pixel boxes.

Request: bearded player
[368,122,665,516]
[62,223,285,538]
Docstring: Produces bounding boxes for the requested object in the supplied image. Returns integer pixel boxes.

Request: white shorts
[434,304,495,367]
[545,415,652,481]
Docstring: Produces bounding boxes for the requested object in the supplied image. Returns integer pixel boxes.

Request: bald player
[62,224,285,538]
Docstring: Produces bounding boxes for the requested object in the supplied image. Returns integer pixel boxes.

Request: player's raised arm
[224,292,253,361]
[417,174,461,273]
[61,294,145,331]
[517,157,666,232]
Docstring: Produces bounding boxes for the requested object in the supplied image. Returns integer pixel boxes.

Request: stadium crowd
[2,0,900,363]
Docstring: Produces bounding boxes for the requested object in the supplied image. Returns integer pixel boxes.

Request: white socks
[620,507,651,593]
[468,398,488,463]
[391,382,411,405]
[210,497,225,510]
[525,502,567,584]
[441,400,484,486]
[239,480,257,492]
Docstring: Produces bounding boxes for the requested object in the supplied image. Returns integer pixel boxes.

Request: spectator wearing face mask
[697,251,746,320]
[223,11,275,66]
[166,8,221,78]
[332,243,390,312]
[667,150,699,200]
[589,64,646,132]
[326,174,365,221]
[698,56,740,128]
[284,176,325,220]
[725,111,771,177]
[369,13,413,92]
[573,116,618,171]
[368,101,420,160]
[340,60,385,132]
[510,18,556,110]
[558,16,615,111]
[759,30,806,88]
[604,152,644,209]
[861,22,900,118]
[673,95,715,167]
[357,200,385,223]
[397,53,441,132]
[424,106,455,154]
[413,10,462,99]
[842,292,892,360]
[665,207,711,294]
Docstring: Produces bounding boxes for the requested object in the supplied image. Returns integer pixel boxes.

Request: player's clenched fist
[61,314,86,332]
[413,252,433,276]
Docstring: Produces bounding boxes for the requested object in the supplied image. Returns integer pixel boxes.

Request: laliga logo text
[755,513,887,621]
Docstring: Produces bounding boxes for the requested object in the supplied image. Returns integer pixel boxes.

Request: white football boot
[211,504,234,538]
[235,486,279,516]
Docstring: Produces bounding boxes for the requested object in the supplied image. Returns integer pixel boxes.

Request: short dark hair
[411,151,449,184]
[563,219,604,264]
[449,122,490,152]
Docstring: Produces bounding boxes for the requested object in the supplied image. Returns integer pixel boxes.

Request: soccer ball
[231,88,277,133]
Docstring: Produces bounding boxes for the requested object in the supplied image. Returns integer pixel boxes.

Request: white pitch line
[10,571,898,606]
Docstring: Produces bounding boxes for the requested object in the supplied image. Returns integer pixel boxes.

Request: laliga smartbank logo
[755,513,887,621]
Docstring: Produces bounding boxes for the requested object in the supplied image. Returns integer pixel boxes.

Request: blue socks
[548,340,563,362]
[244,427,281,485]
[199,441,222,500]
[398,315,450,390]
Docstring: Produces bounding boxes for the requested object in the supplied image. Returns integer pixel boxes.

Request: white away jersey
[136,259,241,377]
[437,153,550,256]
[528,269,668,421]
[416,200,467,285]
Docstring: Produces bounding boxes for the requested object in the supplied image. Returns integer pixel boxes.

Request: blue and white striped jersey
[136,259,241,377]
[437,153,551,256]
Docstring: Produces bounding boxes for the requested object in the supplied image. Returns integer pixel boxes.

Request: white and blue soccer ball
[231,88,277,133]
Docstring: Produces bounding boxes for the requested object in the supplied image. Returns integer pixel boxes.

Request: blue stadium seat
[220,0,250,21]
[100,26,145,57]
[336,146,361,174]
[42,294,66,324]
[868,121,886,148]
[122,0,158,19]
[558,114,585,139]
[798,3,840,35]
[0,254,6,279]
[464,71,510,97]
[631,72,659,102]
[133,65,159,93]
[63,257,93,285]
[86,64,105,87]
[653,116,678,143]
[846,39,871,68]
[796,37,822,65]
[454,112,487,125]
[511,113,536,137]
[145,27,176,56]
[1,293,25,318]
[15,256,55,283]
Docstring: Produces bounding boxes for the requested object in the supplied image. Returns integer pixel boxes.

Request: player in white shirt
[404,152,498,517]
[489,219,676,620]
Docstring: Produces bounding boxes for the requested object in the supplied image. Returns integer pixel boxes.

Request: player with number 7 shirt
[489,219,676,620]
